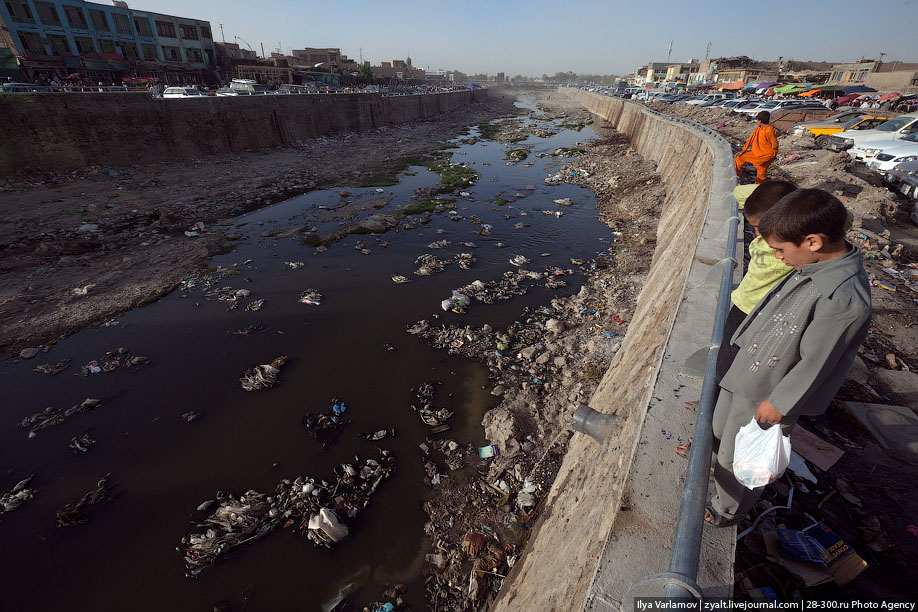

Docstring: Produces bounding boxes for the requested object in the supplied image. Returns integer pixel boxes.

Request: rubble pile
[179,451,396,575]
[17,397,101,436]
[1,475,36,514]
[56,474,117,527]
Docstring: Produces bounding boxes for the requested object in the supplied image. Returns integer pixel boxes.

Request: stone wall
[0,89,488,175]
[492,90,737,611]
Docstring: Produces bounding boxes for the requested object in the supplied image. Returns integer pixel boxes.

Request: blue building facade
[0,0,217,83]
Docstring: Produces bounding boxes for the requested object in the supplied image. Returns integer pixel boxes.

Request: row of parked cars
[649,93,830,120]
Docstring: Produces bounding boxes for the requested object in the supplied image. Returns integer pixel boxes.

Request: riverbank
[0,94,520,355]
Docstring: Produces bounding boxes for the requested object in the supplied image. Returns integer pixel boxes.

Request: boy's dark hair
[745,179,797,218]
[756,111,770,124]
[758,188,847,245]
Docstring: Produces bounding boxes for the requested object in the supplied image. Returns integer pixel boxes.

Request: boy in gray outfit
[706,189,872,526]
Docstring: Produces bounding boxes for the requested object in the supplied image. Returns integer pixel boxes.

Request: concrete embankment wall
[0,89,488,175]
[493,91,737,611]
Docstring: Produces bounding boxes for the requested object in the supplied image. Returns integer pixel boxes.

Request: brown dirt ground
[0,95,520,357]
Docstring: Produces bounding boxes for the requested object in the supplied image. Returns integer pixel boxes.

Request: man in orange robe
[735,111,779,184]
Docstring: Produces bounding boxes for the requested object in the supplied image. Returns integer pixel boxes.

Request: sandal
[704,504,747,528]
[675,437,693,459]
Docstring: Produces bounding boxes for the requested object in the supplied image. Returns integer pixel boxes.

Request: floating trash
[299,289,322,305]
[411,382,453,428]
[509,255,530,267]
[285,261,305,269]
[1,475,35,514]
[245,298,265,312]
[18,398,101,436]
[240,356,289,391]
[428,239,449,249]
[392,275,411,284]
[56,474,117,527]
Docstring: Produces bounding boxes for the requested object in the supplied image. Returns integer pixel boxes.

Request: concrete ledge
[492,91,738,611]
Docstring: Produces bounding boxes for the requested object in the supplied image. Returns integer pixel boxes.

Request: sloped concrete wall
[0,89,488,175]
[492,90,737,611]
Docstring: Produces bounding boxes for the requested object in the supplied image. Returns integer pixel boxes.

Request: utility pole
[359,48,362,64]
[705,42,711,61]
[260,42,265,59]
[219,23,225,44]
[667,41,673,64]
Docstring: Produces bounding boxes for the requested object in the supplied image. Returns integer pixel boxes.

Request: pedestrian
[705,189,871,527]
[734,111,779,184]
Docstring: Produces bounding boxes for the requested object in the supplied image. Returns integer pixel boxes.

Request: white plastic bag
[732,417,791,489]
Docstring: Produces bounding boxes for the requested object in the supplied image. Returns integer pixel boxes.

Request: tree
[358,64,374,84]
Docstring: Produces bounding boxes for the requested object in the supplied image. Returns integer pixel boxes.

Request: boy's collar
[799,243,861,296]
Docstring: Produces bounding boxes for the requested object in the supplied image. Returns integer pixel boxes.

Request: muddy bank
[411,94,667,611]
[0,94,520,356]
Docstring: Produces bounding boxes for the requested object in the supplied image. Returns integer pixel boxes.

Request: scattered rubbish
[787,452,817,483]
[33,359,70,375]
[69,432,96,454]
[375,188,385,193]
[834,478,863,507]
[411,382,453,428]
[303,399,350,444]
[239,356,289,391]
[245,298,265,312]
[441,291,471,313]
[228,325,270,336]
[79,347,150,376]
[361,429,395,441]
[321,567,370,612]
[17,398,101,436]
[180,451,395,574]
[1,475,36,514]
[479,224,492,236]
[71,283,96,297]
[859,515,891,552]
[478,445,499,459]
[56,474,117,527]
[299,289,322,305]
[19,347,39,359]
[184,222,206,237]
[789,426,844,471]
[553,198,572,206]
[513,222,530,229]
[392,275,411,284]
[460,192,471,197]
[428,239,449,249]
[732,417,791,489]
[284,261,304,269]
[509,255,530,267]
[777,522,868,586]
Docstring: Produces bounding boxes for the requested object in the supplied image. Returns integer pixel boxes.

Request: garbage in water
[227,325,270,336]
[79,347,150,375]
[184,221,205,237]
[182,411,200,423]
[441,291,471,313]
[479,224,492,236]
[391,275,411,284]
[19,347,40,359]
[553,198,573,206]
[361,429,396,441]
[411,382,453,427]
[69,432,96,454]
[56,474,117,527]
[18,398,101,436]
[428,239,449,249]
[239,356,289,391]
[33,359,70,375]
[303,399,351,444]
[1,475,36,513]
[299,289,322,305]
[179,450,395,574]
[509,255,530,267]
[245,298,265,312]
[320,566,371,612]
[478,445,499,459]
[284,261,304,269]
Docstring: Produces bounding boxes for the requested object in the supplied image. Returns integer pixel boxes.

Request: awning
[798,89,821,96]
[774,84,807,94]
[717,81,745,90]
[878,92,901,102]
[842,85,877,94]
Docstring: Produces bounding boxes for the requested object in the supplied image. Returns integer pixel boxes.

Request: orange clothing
[735,124,779,184]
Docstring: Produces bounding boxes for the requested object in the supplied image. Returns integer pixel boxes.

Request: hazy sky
[148,0,918,76]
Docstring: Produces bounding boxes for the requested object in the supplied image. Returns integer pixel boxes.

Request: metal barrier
[570,89,740,602]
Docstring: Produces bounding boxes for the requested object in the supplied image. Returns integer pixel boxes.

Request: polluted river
[0,96,636,611]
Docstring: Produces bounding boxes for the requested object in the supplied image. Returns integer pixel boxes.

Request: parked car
[229,78,267,95]
[733,101,767,115]
[215,86,250,96]
[720,98,749,109]
[882,159,918,199]
[826,115,918,155]
[162,87,207,98]
[852,132,918,169]
[685,93,726,106]
[794,114,896,147]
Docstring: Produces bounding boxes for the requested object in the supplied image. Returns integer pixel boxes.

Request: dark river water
[0,96,612,611]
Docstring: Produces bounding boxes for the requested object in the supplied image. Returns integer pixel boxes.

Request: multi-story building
[216,41,257,62]
[0,0,217,83]
[829,59,918,95]
[664,61,699,84]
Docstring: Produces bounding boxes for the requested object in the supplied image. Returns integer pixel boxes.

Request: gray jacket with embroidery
[720,244,871,416]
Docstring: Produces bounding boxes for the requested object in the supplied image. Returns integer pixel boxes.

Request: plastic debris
[239,356,289,391]
[428,239,449,249]
[17,398,101,436]
[182,411,200,423]
[411,382,453,428]
[19,347,39,359]
[180,451,395,574]
[303,399,351,444]
[509,255,530,267]
[441,291,471,313]
[33,359,70,375]
[361,429,396,441]
[79,347,150,376]
[299,289,322,305]
[478,445,498,459]
[391,275,411,284]
[1,475,36,514]
[56,474,117,527]
[245,298,265,312]
[284,261,304,269]
[69,432,96,454]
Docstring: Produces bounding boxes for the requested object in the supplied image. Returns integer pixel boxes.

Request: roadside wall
[0,89,488,175]
[492,90,737,611]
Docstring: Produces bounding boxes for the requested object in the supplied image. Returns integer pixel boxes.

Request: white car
[163,87,207,98]
[858,133,918,172]
[685,93,727,106]
[826,115,918,155]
